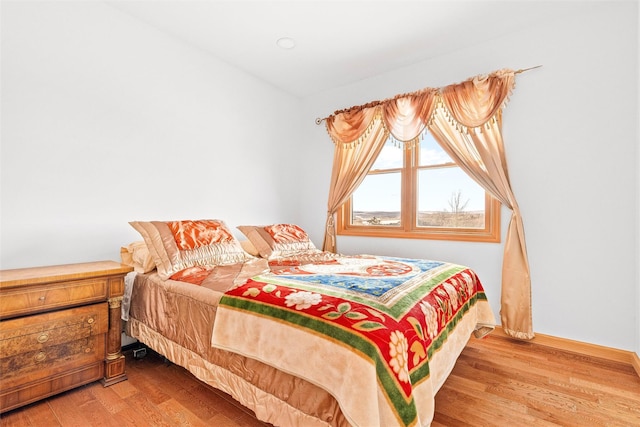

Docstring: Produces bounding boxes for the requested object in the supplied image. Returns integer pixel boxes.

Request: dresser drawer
[0,303,108,356]
[0,334,106,391]
[0,303,107,392]
[0,278,108,319]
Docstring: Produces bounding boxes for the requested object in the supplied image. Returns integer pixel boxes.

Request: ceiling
[105,1,600,98]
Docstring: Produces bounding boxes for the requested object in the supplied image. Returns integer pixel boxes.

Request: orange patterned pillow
[237,223,319,259]
[130,219,248,279]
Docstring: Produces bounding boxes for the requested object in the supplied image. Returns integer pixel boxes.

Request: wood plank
[157,398,212,427]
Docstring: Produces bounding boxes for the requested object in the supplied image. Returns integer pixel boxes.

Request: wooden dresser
[0,261,133,413]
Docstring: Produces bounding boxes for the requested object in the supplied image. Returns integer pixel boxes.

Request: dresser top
[0,261,133,289]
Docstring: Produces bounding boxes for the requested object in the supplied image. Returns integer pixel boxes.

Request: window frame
[337,142,501,243]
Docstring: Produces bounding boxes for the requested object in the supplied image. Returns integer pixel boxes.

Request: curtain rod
[314,65,542,125]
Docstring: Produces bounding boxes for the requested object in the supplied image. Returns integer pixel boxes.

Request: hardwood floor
[2,333,639,426]
[433,334,640,426]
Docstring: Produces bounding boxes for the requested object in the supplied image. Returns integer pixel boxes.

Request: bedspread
[211,255,495,427]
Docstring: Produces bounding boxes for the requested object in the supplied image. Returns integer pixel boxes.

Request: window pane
[352,172,401,226]
[371,139,403,170]
[419,132,452,166]
[417,167,485,228]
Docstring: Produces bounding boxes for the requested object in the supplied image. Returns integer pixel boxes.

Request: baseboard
[492,326,640,378]
[632,352,640,378]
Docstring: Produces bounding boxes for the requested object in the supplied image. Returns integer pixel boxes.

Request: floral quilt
[211,255,495,427]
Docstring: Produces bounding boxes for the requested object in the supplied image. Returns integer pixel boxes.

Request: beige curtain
[322,68,533,340]
[323,108,389,252]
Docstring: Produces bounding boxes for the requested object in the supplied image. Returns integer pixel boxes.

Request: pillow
[129,219,248,279]
[120,241,156,273]
[237,223,319,259]
[239,239,260,257]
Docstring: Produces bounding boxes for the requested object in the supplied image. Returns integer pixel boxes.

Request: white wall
[301,2,639,352]
[1,1,302,269]
[636,0,640,359]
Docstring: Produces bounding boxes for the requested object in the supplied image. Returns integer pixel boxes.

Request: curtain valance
[325,68,517,146]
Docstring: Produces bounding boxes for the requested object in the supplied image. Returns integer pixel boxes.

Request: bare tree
[446,190,469,226]
[447,189,469,214]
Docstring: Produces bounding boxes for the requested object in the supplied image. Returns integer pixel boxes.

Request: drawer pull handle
[87,317,95,324]
[37,333,49,343]
[38,296,46,301]
[34,351,46,363]
[84,347,91,353]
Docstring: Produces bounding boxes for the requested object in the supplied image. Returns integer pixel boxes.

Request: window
[337,131,501,242]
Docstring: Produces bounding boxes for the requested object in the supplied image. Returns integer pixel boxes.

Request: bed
[123,220,495,427]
